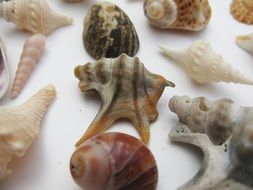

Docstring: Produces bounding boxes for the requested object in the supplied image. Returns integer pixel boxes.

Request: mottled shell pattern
[11,34,46,99]
[0,33,9,100]
[0,0,73,35]
[0,84,56,180]
[70,132,158,190]
[160,40,253,85]
[169,95,253,190]
[83,2,139,59]
[74,54,175,146]
[230,0,253,25]
[144,0,212,31]
[236,32,253,53]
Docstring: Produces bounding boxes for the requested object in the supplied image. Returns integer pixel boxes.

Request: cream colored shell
[236,32,253,53]
[0,84,56,180]
[230,0,253,25]
[11,34,46,98]
[144,0,212,31]
[160,40,253,85]
[0,0,73,35]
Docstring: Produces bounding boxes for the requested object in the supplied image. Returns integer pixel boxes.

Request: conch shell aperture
[74,54,175,146]
[0,84,56,180]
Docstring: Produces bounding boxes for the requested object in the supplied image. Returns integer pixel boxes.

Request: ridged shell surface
[70,132,158,190]
[169,95,253,190]
[83,2,139,59]
[144,0,212,31]
[230,0,253,25]
[0,84,56,180]
[74,54,175,146]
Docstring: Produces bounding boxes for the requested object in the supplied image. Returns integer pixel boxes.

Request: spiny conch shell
[0,0,73,35]
[70,132,158,190]
[230,0,253,25]
[0,33,9,100]
[83,2,139,60]
[236,32,253,54]
[169,95,253,190]
[74,53,175,146]
[160,40,253,85]
[11,34,46,99]
[144,0,212,31]
[0,84,56,180]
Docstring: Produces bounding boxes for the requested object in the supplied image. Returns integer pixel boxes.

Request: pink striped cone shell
[11,34,46,98]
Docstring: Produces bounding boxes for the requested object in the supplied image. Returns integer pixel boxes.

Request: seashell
[230,0,253,25]
[0,0,73,35]
[0,84,56,180]
[11,34,46,99]
[83,2,139,60]
[144,0,212,31]
[169,95,253,190]
[160,40,253,85]
[70,132,158,190]
[0,33,9,100]
[74,53,175,146]
[236,32,253,54]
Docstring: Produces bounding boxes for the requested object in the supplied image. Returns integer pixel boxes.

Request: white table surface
[0,0,253,189]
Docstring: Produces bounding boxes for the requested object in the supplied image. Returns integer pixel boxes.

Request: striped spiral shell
[70,132,158,190]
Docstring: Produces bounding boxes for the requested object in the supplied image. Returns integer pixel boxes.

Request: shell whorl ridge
[11,34,46,98]
[160,41,253,85]
[83,2,139,59]
[0,84,56,180]
[0,0,73,35]
[144,0,212,31]
[74,54,175,146]
[70,132,158,190]
[236,32,253,53]
[230,0,253,25]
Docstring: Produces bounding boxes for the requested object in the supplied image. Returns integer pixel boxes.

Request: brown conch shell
[169,95,253,190]
[0,84,56,180]
[74,54,175,146]
[0,0,73,35]
[70,132,158,190]
[11,34,46,99]
[230,0,253,25]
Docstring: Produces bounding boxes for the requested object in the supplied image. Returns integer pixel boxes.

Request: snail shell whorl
[70,132,158,190]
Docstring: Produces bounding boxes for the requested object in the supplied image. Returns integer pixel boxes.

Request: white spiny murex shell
[11,34,46,99]
[70,132,158,190]
[0,84,56,180]
[169,95,253,190]
[0,33,9,100]
[236,32,253,54]
[144,0,212,31]
[160,40,253,85]
[0,0,73,35]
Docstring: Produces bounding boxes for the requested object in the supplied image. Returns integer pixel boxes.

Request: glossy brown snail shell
[70,132,158,190]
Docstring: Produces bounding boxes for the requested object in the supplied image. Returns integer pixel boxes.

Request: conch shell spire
[0,0,73,35]
[160,41,253,85]
[0,84,56,180]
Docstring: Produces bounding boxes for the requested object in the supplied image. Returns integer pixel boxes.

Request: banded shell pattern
[74,54,175,146]
[70,132,158,190]
[230,0,253,25]
[83,2,139,59]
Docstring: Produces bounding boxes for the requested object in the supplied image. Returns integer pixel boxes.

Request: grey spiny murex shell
[169,95,253,190]
[83,2,140,59]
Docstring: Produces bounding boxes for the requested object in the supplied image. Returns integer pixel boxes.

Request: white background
[0,0,253,189]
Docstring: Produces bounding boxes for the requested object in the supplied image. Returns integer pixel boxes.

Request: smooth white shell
[236,32,253,53]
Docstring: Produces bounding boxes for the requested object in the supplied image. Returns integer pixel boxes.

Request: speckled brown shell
[230,0,253,25]
[70,132,158,190]
[82,2,139,59]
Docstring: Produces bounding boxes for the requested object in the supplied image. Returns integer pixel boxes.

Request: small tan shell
[0,84,56,180]
[70,132,158,190]
[11,34,46,98]
[230,0,253,25]
[0,0,73,35]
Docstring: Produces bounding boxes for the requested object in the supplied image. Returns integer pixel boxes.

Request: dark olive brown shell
[70,132,158,190]
[82,2,139,59]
